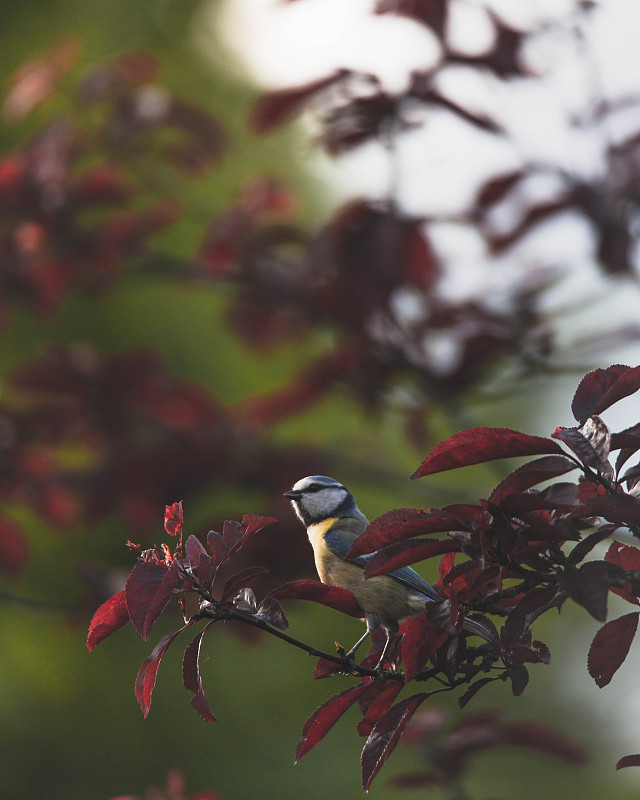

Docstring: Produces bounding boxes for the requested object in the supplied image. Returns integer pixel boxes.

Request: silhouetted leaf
[617,754,640,770]
[588,612,639,687]
[552,416,612,476]
[257,596,289,630]
[558,561,609,621]
[412,427,564,479]
[458,677,498,709]
[87,589,130,651]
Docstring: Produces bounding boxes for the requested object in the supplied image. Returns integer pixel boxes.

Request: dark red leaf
[489,456,578,505]
[438,551,457,583]
[269,579,363,617]
[578,494,640,526]
[348,509,467,557]
[567,526,617,567]
[571,365,629,422]
[295,684,370,762]
[412,428,565,479]
[135,624,191,718]
[164,501,183,537]
[361,694,429,791]
[143,559,181,640]
[125,561,169,639]
[617,754,640,770]
[509,664,529,696]
[401,612,447,681]
[184,534,207,570]
[594,365,640,415]
[552,416,612,475]
[363,538,460,578]
[87,590,130,651]
[257,596,288,630]
[182,622,216,721]
[558,562,609,621]
[514,586,557,617]
[207,515,277,569]
[588,612,639,687]
[250,70,350,133]
[458,677,498,709]
[221,566,270,602]
[605,541,640,605]
[357,681,404,737]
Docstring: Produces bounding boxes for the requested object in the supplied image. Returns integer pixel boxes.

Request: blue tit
[284,475,490,669]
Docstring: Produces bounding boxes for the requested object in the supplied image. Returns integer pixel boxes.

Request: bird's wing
[324,531,442,604]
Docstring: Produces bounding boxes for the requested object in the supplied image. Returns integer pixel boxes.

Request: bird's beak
[283,490,301,500]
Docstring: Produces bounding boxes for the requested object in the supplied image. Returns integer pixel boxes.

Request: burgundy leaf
[364,538,460,578]
[295,684,370,762]
[401,612,447,681]
[588,612,639,687]
[613,424,640,475]
[361,694,429,791]
[143,559,181,639]
[182,622,217,721]
[221,565,270,602]
[348,509,468,558]
[87,590,130,651]
[578,494,640,526]
[207,515,277,569]
[489,456,578,505]
[558,562,609,622]
[125,561,169,639]
[571,365,629,422]
[164,501,183,537]
[135,624,191,718]
[256,596,288,630]
[605,542,640,603]
[184,534,207,570]
[509,664,529,696]
[250,70,350,133]
[552,416,612,475]
[617,754,640,770]
[594,364,640,415]
[458,677,498,709]
[357,681,404,737]
[566,526,617,567]
[514,586,557,617]
[269,579,363,617]
[412,428,565,479]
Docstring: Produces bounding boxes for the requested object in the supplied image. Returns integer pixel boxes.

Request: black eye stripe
[306,484,342,493]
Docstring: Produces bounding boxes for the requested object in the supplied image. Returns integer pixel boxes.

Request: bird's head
[284,475,359,526]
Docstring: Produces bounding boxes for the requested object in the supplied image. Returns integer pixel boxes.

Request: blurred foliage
[2,1,640,799]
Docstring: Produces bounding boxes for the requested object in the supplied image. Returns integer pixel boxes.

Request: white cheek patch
[303,487,346,518]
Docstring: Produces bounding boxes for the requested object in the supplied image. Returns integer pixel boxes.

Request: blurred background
[2,0,640,797]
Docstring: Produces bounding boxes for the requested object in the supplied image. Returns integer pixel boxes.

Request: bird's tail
[462,615,495,643]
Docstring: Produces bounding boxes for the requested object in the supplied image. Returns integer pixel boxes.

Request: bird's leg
[342,613,380,669]
[374,620,399,675]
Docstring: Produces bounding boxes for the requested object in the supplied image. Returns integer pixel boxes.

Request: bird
[284,474,491,670]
